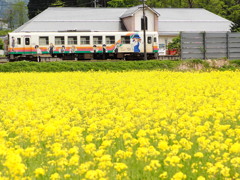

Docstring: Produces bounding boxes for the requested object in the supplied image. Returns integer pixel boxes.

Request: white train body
[7,31,159,60]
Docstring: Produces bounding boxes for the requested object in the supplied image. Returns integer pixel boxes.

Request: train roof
[14,6,232,35]
[9,31,158,36]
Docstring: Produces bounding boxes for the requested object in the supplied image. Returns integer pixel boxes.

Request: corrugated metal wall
[181,32,240,60]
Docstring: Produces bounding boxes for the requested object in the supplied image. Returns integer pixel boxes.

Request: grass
[0,59,240,72]
[0,60,181,72]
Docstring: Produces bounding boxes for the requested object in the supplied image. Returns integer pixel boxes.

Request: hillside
[0,0,29,17]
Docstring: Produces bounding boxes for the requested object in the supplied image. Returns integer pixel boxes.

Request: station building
[15,5,232,50]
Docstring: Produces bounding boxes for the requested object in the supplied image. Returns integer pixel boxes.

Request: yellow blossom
[0,71,240,179]
[114,163,128,172]
[50,173,60,180]
[194,152,204,158]
[171,172,187,180]
[69,154,80,166]
[197,176,205,180]
[158,140,169,151]
[159,171,168,179]
[229,143,240,153]
[34,168,45,177]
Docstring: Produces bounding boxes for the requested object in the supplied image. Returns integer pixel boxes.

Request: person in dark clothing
[102,44,107,59]
[11,37,15,52]
[48,43,55,57]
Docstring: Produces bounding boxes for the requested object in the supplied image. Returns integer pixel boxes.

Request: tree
[64,0,78,6]
[13,1,28,27]
[51,0,65,7]
[26,0,240,31]
[106,0,240,31]
[228,4,240,32]
[108,0,141,7]
[76,0,93,7]
[3,1,28,30]
[28,0,55,19]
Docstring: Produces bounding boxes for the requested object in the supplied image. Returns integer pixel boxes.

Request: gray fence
[181,32,240,60]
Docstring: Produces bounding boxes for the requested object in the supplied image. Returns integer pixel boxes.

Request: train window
[25,38,30,45]
[68,36,77,45]
[154,37,157,43]
[80,36,90,45]
[93,36,102,44]
[55,36,65,45]
[39,37,49,45]
[121,36,130,44]
[147,37,152,44]
[106,36,115,44]
[17,38,21,45]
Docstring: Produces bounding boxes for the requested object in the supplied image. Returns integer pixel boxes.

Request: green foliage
[229,59,240,66]
[0,30,10,50]
[108,0,140,7]
[188,59,210,68]
[167,36,180,50]
[51,0,65,7]
[0,30,11,36]
[107,0,125,7]
[1,59,240,72]
[107,0,240,31]
[229,4,240,32]
[0,39,3,49]
[167,36,181,55]
[3,1,28,30]
[26,0,240,30]
[0,60,180,72]
[28,0,55,19]
[28,0,106,18]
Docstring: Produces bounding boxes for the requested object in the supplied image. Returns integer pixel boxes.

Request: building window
[121,36,130,44]
[68,36,77,45]
[106,36,115,44]
[141,16,148,30]
[93,36,102,44]
[80,36,90,45]
[17,38,21,45]
[39,37,49,45]
[55,36,65,45]
[25,38,30,45]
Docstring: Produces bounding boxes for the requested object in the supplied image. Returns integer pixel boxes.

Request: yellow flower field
[0,71,239,180]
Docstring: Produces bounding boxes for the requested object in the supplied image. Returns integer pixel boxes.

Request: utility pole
[94,0,97,8]
[142,0,147,60]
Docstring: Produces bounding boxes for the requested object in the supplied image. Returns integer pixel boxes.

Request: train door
[16,37,23,52]
[23,36,32,55]
[146,36,153,52]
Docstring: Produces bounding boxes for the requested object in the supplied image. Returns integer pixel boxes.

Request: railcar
[6,31,159,61]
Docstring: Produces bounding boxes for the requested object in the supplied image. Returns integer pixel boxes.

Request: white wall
[135,9,155,31]
[0,50,4,55]
[158,36,176,49]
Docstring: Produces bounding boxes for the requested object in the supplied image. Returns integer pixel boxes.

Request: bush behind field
[0,60,180,72]
[0,59,240,72]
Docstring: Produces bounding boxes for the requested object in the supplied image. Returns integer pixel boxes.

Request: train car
[6,31,159,61]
